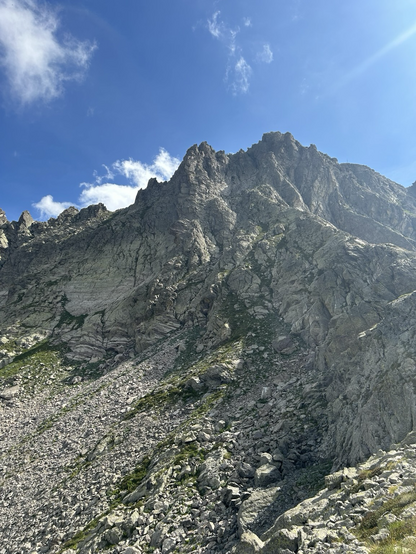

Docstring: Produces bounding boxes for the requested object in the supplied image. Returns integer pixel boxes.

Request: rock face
[2,131,416,553]
[234,431,416,554]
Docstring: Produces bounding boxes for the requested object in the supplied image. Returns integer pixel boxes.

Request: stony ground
[0,317,333,554]
[0,336,185,553]
[247,432,416,554]
[3,331,416,554]
[4,133,416,554]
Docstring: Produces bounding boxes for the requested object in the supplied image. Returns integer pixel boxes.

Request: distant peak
[56,206,79,223]
[0,208,7,225]
[76,203,109,221]
[198,141,215,154]
[18,210,33,228]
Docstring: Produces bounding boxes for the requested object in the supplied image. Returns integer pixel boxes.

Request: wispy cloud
[257,43,273,64]
[92,164,114,185]
[208,11,223,39]
[208,11,239,54]
[243,17,252,28]
[227,57,252,95]
[0,0,96,105]
[32,148,181,219]
[207,11,252,94]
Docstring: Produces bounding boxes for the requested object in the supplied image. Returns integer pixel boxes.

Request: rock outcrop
[2,131,416,553]
[232,431,416,554]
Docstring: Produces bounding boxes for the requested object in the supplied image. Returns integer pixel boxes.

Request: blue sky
[2,0,416,221]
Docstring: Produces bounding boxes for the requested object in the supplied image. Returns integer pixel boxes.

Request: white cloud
[112,148,180,188]
[78,183,137,212]
[32,148,181,219]
[208,11,239,53]
[0,0,96,105]
[227,57,252,95]
[257,43,273,64]
[32,194,72,219]
[243,17,252,27]
[207,11,253,94]
[208,11,223,39]
[93,164,114,185]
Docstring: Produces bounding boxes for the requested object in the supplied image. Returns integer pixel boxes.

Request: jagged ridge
[1,132,416,553]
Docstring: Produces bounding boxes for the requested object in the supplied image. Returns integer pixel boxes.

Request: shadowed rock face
[2,132,416,553]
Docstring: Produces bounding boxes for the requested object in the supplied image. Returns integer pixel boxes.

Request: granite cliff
[1,132,416,553]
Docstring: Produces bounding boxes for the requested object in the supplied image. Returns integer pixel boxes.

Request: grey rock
[371,528,390,542]
[0,385,20,400]
[197,449,225,492]
[224,485,241,506]
[4,133,416,553]
[272,336,295,355]
[232,531,265,553]
[254,463,281,487]
[238,487,280,536]
[102,527,122,545]
[185,376,204,392]
[262,528,298,553]
[202,364,234,389]
[237,462,255,479]
[259,453,273,465]
[150,525,168,548]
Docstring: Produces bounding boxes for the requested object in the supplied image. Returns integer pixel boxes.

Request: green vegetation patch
[66,359,106,383]
[116,455,151,496]
[0,339,18,354]
[123,385,186,420]
[350,463,396,495]
[368,517,416,554]
[355,487,416,542]
[350,463,386,494]
[59,511,108,552]
[173,442,206,466]
[0,339,63,384]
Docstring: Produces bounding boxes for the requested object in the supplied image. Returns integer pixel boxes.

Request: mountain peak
[3,132,416,553]
[0,208,7,225]
[17,210,33,228]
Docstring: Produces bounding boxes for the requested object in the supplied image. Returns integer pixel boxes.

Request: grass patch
[0,339,18,354]
[8,338,52,363]
[349,466,386,494]
[0,339,63,384]
[59,512,108,552]
[116,455,151,495]
[367,517,416,554]
[123,386,186,420]
[355,488,416,541]
[359,466,384,481]
[173,443,206,466]
[67,359,105,382]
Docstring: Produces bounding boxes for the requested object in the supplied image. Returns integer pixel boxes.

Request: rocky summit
[2,131,416,554]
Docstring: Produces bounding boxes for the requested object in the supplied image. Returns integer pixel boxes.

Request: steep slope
[1,132,416,553]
